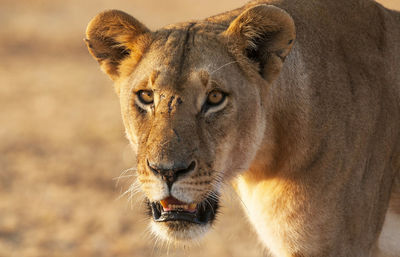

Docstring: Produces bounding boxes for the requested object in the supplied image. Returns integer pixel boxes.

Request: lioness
[85,0,400,256]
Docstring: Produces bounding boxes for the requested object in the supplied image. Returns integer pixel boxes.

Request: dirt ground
[1,1,399,257]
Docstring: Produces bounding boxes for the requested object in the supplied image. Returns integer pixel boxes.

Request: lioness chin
[85,0,400,256]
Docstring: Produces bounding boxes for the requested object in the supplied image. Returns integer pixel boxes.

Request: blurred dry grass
[0,1,399,257]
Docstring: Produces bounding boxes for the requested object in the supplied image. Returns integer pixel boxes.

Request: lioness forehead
[128,23,234,89]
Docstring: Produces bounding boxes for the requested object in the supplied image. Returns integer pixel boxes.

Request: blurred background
[0,1,399,257]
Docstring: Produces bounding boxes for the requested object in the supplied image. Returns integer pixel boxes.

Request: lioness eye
[137,90,154,105]
[206,90,225,106]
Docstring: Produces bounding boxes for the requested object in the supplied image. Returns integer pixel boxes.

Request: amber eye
[137,90,154,105]
[206,90,225,106]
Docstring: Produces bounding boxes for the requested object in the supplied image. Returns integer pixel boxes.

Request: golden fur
[86,0,400,256]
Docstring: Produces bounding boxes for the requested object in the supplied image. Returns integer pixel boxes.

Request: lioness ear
[85,10,151,80]
[223,5,295,82]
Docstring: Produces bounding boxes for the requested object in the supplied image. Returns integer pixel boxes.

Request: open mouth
[148,194,219,225]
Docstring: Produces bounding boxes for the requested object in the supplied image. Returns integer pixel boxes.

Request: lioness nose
[147,160,196,189]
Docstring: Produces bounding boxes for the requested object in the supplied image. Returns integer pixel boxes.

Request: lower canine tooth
[160,200,168,208]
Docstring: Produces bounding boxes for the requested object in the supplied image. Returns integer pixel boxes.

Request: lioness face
[86,6,295,242]
[119,28,265,241]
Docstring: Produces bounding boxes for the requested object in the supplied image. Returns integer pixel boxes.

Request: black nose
[147,160,196,190]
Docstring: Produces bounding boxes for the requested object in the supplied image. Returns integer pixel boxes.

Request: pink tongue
[164,196,185,205]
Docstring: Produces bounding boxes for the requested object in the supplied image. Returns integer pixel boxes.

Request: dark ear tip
[84,38,92,48]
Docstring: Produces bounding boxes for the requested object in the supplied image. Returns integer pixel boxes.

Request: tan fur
[86,0,400,256]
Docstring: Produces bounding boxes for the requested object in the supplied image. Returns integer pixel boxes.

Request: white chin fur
[150,220,210,243]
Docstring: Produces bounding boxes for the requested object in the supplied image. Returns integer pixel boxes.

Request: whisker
[227,181,249,212]
[205,189,220,202]
[204,198,215,215]
[112,174,135,180]
[152,234,160,256]
[207,169,250,212]
[167,236,171,256]
[114,166,137,186]
[117,179,142,203]
[210,61,238,75]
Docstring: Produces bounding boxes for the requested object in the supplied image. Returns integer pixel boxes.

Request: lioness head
[85,5,295,242]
